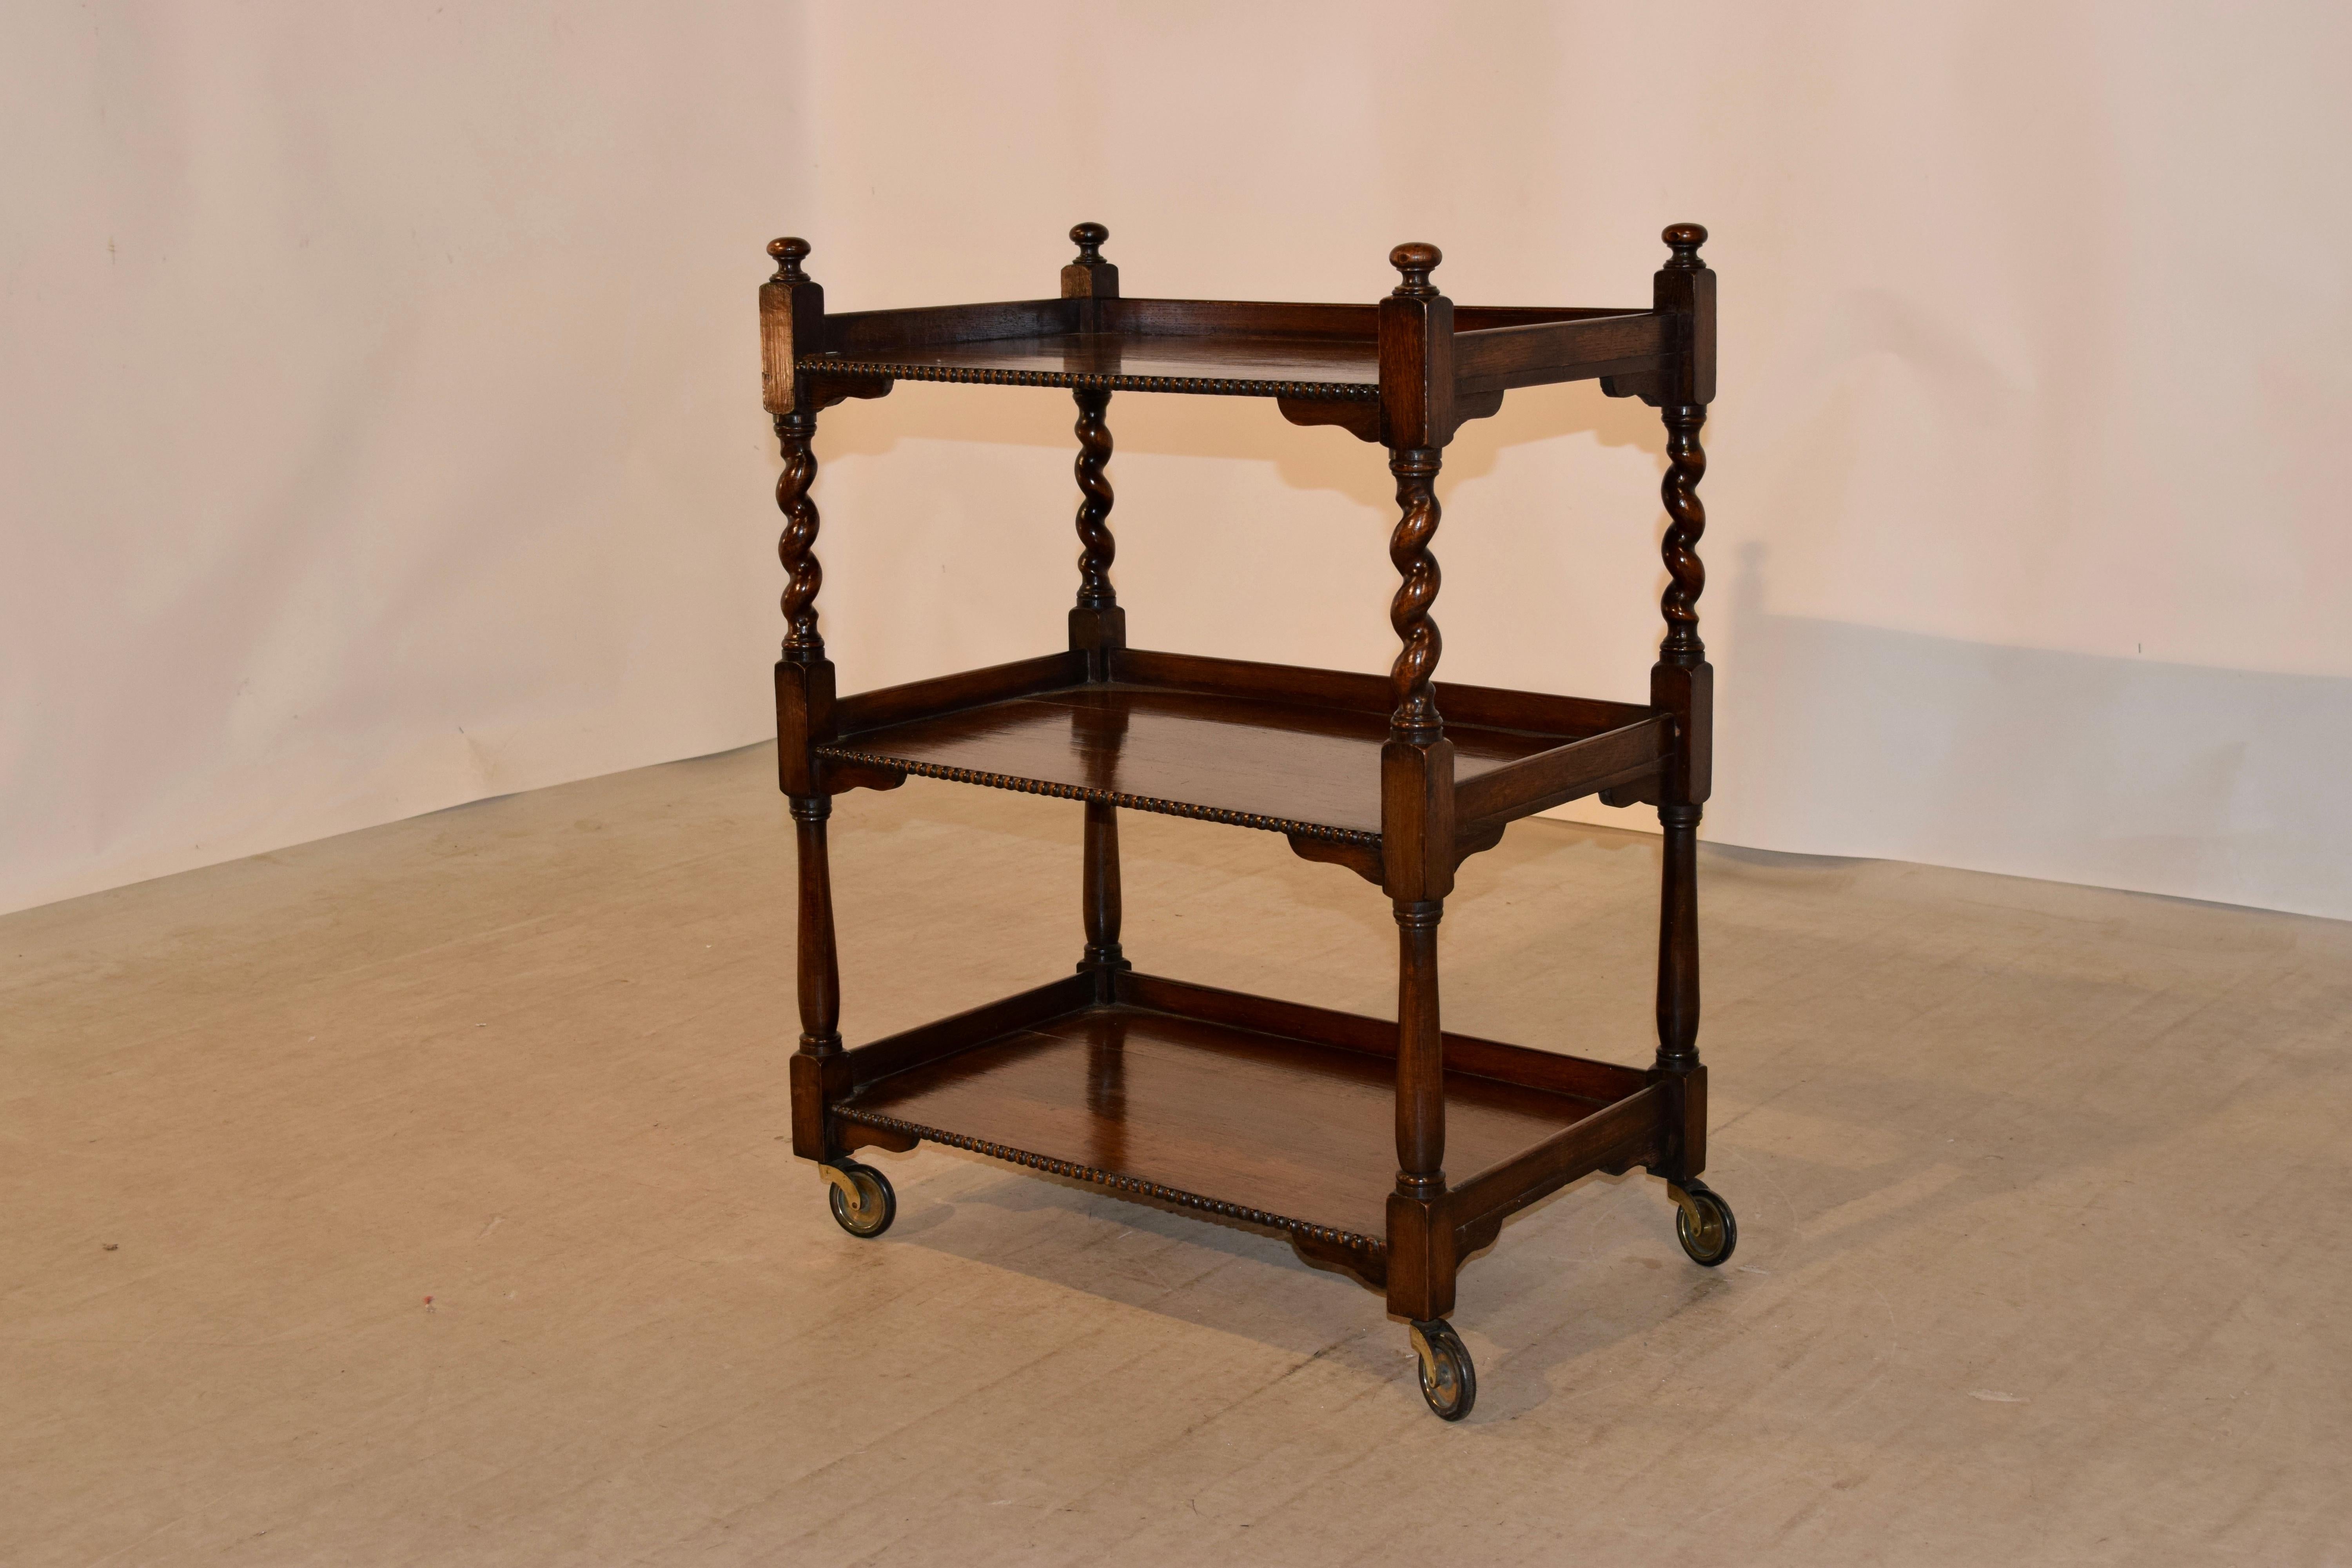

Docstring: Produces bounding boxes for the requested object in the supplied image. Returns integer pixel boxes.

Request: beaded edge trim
[836,1106,1387,1255]
[813,746,1383,848]
[801,356,1381,402]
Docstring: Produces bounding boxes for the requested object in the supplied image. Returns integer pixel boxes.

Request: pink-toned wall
[6,2,2348,918]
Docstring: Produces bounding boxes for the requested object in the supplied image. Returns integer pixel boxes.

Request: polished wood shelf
[809,328,1382,400]
[797,296,1672,407]
[815,648,1670,851]
[833,972,1663,1284]
[765,222,1725,1419]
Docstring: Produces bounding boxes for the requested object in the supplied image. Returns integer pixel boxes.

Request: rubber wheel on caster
[822,1161,895,1239]
[1671,1179,1737,1267]
[1410,1319,1477,1421]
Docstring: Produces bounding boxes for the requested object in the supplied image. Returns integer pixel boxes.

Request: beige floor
[4,743,2348,1566]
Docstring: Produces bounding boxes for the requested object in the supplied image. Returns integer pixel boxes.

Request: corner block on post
[1064,223,1125,672]
[1061,223,1131,991]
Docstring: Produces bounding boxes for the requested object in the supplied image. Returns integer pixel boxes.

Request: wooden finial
[1389,242,1442,298]
[1662,223,1707,270]
[1062,222,1118,301]
[768,236,810,283]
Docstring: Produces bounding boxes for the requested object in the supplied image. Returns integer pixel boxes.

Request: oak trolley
[762,223,1730,1421]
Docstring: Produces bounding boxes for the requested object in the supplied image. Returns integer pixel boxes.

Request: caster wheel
[1409,1319,1477,1422]
[821,1161,895,1239]
[1671,1179,1737,1267]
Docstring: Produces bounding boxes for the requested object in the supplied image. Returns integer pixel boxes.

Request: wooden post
[1379,243,1460,1325]
[793,793,842,1054]
[1080,800,1127,999]
[1062,223,1131,996]
[1069,385,1122,674]
[1648,224,1715,1182]
[1066,223,1125,675]
[765,236,850,1162]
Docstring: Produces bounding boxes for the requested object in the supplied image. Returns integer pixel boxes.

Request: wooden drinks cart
[762,223,1730,1421]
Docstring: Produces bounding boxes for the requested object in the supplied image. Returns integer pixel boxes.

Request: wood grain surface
[807,329,1382,398]
[840,1001,1606,1244]
[820,680,1571,840]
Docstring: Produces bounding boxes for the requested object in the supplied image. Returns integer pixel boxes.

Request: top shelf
[761,227,1715,443]
[785,296,1680,405]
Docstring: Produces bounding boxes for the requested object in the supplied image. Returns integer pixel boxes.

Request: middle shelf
[814,647,1672,850]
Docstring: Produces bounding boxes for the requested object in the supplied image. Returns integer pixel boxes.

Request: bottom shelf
[826,971,1669,1278]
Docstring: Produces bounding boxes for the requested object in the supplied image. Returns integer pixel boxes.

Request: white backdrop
[5,1,2348,919]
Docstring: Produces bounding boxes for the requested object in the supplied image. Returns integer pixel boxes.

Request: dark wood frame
[759,223,1721,1416]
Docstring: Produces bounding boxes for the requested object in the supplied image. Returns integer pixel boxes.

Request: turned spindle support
[773,397,837,1055]
[1080,800,1128,999]
[1387,445,1444,742]
[792,794,842,1058]
[775,409,825,661]
[1066,221,1123,670]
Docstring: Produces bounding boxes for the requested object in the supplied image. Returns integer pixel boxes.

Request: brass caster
[1409,1319,1476,1422]
[1669,1178,1737,1267]
[820,1160,895,1239]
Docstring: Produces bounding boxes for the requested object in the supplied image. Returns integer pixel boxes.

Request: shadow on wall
[1722,543,2352,921]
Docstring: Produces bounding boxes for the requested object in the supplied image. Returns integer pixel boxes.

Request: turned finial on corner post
[1063,221,1118,301]
[1389,242,1442,298]
[768,236,811,284]
[760,234,824,419]
[1662,223,1707,271]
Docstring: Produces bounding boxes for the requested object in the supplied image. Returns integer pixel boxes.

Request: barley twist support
[776,409,823,659]
[1073,388,1115,611]
[1660,405,1706,661]
[1388,446,1444,739]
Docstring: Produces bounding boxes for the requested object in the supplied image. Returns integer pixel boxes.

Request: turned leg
[1393,897,1447,1204]
[1079,799,1127,997]
[1655,802,1700,1074]
[1385,892,1460,1336]
[1387,893,1457,1326]
[793,795,843,1058]
[780,814,848,1167]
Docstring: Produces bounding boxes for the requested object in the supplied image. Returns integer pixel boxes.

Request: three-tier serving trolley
[762,222,1731,1420]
